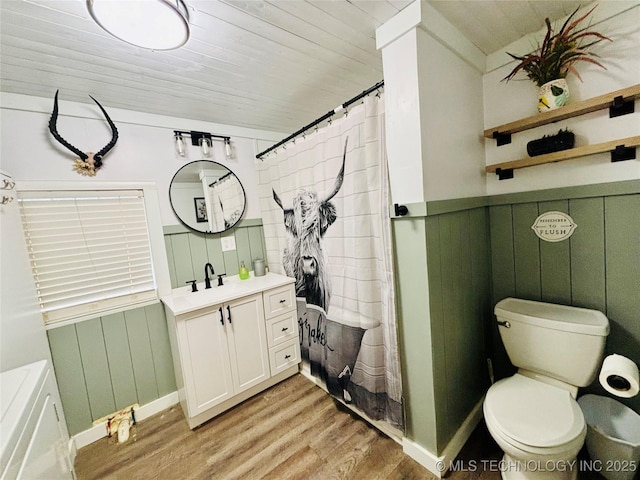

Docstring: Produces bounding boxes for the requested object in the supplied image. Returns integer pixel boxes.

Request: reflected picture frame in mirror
[169,160,246,234]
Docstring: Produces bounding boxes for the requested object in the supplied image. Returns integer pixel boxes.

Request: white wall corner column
[376,1,488,475]
[377,0,487,204]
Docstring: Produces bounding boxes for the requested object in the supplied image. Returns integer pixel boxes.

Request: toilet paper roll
[599,354,639,398]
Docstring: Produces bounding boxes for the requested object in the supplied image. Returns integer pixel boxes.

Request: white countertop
[161,272,295,316]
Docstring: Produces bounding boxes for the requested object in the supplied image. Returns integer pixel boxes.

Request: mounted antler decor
[48,90,119,176]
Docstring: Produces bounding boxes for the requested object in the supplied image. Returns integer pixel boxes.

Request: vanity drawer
[269,338,300,376]
[263,284,295,319]
[266,311,298,347]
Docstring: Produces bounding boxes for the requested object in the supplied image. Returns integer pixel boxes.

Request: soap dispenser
[238,261,250,280]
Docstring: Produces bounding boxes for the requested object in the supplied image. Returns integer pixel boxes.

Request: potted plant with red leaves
[503,5,611,112]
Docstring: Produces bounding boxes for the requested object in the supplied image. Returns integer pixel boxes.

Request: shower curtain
[257,95,403,428]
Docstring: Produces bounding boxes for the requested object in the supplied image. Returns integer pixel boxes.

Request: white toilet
[484,298,610,480]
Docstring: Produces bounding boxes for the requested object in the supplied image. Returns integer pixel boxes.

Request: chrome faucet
[204,263,215,289]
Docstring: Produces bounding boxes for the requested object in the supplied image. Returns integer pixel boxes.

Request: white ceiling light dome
[87,0,190,51]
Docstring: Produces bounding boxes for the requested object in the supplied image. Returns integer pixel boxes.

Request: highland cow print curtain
[257,95,403,429]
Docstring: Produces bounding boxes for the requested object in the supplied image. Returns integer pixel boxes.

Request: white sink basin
[161,272,294,316]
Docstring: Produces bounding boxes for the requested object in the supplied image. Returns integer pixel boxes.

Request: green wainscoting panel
[75,319,116,420]
[488,187,640,413]
[488,205,515,379]
[512,203,541,300]
[425,215,446,449]
[47,325,93,436]
[234,227,252,268]
[164,223,269,288]
[604,194,640,392]
[539,200,571,304]
[145,303,176,397]
[568,197,605,311]
[124,308,159,405]
[392,217,438,453]
[169,233,196,286]
[187,233,210,280]
[164,236,177,289]
[489,205,515,303]
[247,225,267,262]
[426,209,491,451]
[204,235,225,275]
[101,312,138,410]
[49,303,178,435]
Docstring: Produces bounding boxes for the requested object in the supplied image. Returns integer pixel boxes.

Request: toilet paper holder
[599,354,639,398]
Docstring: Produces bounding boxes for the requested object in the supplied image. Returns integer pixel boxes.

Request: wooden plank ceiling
[0,0,583,134]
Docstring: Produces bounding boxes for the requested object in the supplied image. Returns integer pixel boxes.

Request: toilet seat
[484,374,585,450]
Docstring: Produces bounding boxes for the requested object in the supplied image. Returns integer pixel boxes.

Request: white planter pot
[538,78,570,112]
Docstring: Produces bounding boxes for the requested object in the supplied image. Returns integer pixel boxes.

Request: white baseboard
[72,391,179,450]
[402,396,484,478]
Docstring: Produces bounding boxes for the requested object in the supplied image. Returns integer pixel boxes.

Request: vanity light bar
[173,130,232,158]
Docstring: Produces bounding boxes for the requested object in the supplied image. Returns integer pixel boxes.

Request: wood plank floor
[74,374,603,480]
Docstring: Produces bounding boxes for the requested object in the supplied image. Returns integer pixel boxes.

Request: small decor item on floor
[48,90,119,176]
[501,5,611,112]
[95,403,138,444]
[527,128,575,157]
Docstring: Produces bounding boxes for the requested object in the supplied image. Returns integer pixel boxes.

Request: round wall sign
[531,211,577,242]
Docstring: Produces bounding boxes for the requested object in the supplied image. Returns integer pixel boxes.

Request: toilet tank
[495,298,609,387]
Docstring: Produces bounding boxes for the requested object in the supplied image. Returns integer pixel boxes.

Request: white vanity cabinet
[163,273,300,429]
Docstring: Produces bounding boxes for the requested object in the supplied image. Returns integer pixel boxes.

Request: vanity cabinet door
[225,294,270,394]
[178,306,234,417]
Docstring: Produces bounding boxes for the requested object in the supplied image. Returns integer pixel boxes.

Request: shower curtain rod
[255,79,384,160]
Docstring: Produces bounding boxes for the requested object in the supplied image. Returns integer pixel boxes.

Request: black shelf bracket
[394,204,409,217]
[496,168,514,180]
[493,131,512,146]
[609,96,635,118]
[611,145,636,162]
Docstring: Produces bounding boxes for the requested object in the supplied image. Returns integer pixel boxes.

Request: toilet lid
[485,374,585,448]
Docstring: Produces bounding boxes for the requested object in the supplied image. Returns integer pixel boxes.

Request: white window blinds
[18,190,157,325]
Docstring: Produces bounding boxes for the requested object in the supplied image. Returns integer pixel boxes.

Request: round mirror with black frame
[169,160,246,234]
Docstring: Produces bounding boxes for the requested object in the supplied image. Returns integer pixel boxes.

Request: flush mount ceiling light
[87,0,190,51]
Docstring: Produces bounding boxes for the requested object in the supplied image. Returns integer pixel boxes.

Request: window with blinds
[18,190,158,326]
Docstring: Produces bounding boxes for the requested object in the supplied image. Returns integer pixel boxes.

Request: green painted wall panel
[425,208,491,453]
[101,312,138,410]
[604,195,640,376]
[169,233,195,287]
[76,319,116,420]
[568,198,606,311]
[234,227,252,269]
[164,236,177,290]
[488,189,640,413]
[204,235,225,275]
[539,200,571,304]
[145,303,177,397]
[124,309,159,405]
[47,325,92,435]
[425,215,447,449]
[512,203,541,300]
[187,232,209,282]
[392,218,437,452]
[248,225,267,263]
[488,205,515,379]
[469,208,492,391]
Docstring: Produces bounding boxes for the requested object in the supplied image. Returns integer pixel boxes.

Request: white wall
[378,0,487,204]
[0,93,284,224]
[483,3,640,195]
[417,28,486,201]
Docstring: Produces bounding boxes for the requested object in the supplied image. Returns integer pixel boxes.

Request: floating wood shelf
[486,136,640,174]
[484,84,640,140]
